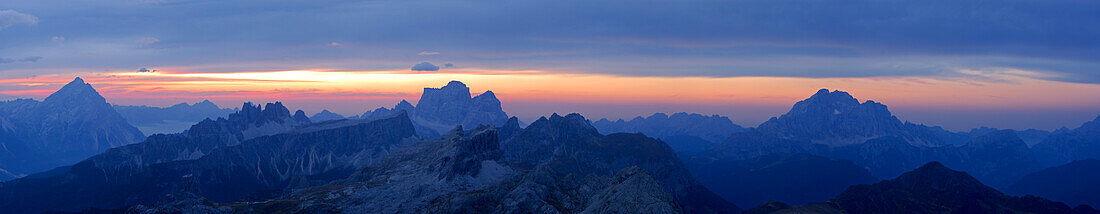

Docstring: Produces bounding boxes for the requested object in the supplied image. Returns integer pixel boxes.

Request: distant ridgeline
[114,100,238,135]
[1,79,1099,213]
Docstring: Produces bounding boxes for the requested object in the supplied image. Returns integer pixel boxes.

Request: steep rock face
[755,89,945,147]
[1009,159,1100,208]
[692,153,877,208]
[208,125,510,213]
[502,113,739,213]
[593,112,745,156]
[747,162,1099,214]
[114,100,237,135]
[431,165,681,214]
[1033,115,1100,166]
[0,102,314,213]
[0,78,145,180]
[309,109,345,122]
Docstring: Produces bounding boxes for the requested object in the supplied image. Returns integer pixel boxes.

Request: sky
[1,0,1098,131]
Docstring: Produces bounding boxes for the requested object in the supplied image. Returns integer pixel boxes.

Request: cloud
[137,37,160,46]
[137,68,157,73]
[0,10,38,30]
[0,56,43,64]
[411,62,440,71]
[417,51,440,56]
[328,42,342,47]
[51,36,65,42]
[444,63,454,68]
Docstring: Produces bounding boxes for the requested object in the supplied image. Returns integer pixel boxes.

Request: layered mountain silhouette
[692,153,877,208]
[114,100,237,135]
[0,77,146,180]
[1009,159,1100,208]
[593,112,745,156]
[745,162,1100,214]
[309,109,346,122]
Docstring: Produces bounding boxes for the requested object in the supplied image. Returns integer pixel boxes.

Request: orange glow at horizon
[2,68,1099,125]
[2,69,1100,109]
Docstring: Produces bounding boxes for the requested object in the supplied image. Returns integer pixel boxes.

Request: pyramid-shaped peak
[43,77,106,105]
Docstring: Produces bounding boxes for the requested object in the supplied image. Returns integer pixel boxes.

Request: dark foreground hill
[744,162,1100,214]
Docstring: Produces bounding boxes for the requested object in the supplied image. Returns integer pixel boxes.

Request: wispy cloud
[0,56,43,64]
[0,10,37,30]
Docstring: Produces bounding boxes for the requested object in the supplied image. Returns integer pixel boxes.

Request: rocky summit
[358,81,510,136]
[756,89,945,147]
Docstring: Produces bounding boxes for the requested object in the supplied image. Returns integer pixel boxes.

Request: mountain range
[0,78,146,181]
[1,79,1098,213]
[114,100,237,135]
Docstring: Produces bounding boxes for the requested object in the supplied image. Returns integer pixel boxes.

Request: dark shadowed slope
[745,162,1099,214]
[501,113,739,213]
[0,77,145,180]
[692,153,877,208]
[114,100,237,135]
[1010,159,1100,208]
